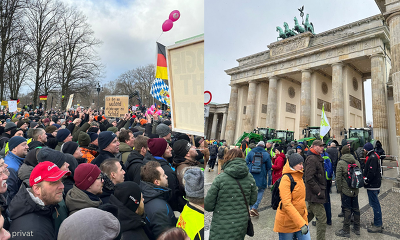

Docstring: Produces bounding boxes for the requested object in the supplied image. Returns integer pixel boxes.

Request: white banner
[8,101,17,112]
[320,104,331,139]
[66,94,74,110]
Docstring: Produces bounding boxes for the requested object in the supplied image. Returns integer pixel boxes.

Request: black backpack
[271,173,296,210]
[209,145,217,156]
[249,152,263,174]
[218,146,225,158]
[346,163,364,189]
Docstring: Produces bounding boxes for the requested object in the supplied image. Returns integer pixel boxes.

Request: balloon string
[156,32,163,42]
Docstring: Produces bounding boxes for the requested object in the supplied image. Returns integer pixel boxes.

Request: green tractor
[255,127,276,142]
[298,126,332,147]
[270,130,295,149]
[341,127,374,156]
[234,131,264,147]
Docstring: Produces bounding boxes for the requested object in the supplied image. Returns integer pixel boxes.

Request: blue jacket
[245,147,272,189]
[5,152,24,203]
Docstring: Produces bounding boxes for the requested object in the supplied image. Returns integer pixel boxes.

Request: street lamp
[96,83,102,112]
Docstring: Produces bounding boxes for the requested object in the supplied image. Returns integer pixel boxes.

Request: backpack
[323,155,333,180]
[218,146,225,158]
[209,145,217,156]
[249,152,263,173]
[346,163,364,188]
[271,173,296,210]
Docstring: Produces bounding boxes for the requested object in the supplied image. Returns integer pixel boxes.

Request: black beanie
[275,145,283,153]
[98,131,117,150]
[87,127,99,133]
[64,153,78,176]
[56,129,71,142]
[88,132,98,143]
[61,141,79,155]
[173,140,191,158]
[113,182,142,213]
[37,147,66,168]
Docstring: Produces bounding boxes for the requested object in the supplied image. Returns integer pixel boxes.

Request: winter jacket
[273,162,308,233]
[17,163,33,187]
[363,150,381,189]
[9,185,58,239]
[65,185,102,216]
[72,122,90,142]
[245,146,272,189]
[140,181,177,240]
[5,152,24,203]
[92,150,116,167]
[272,152,286,184]
[374,140,385,160]
[109,194,150,240]
[173,156,200,192]
[336,153,360,197]
[119,142,133,164]
[326,147,339,169]
[143,155,186,212]
[80,147,96,164]
[304,149,327,204]
[55,141,63,151]
[27,140,45,150]
[45,134,58,149]
[204,157,257,240]
[125,150,146,184]
[0,194,10,230]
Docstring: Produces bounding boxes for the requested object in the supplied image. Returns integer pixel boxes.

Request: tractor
[341,127,374,157]
[298,126,332,148]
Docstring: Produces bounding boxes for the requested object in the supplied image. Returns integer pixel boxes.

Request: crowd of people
[0,105,205,240]
[205,136,385,240]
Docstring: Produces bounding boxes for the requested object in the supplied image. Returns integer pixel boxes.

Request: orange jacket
[273,162,308,233]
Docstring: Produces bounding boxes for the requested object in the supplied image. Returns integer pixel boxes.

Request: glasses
[97,172,105,181]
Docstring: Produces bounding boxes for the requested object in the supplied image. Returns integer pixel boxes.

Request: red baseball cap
[29,161,71,187]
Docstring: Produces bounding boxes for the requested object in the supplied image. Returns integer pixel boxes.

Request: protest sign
[167,35,204,136]
[66,94,74,110]
[8,101,17,112]
[105,95,129,118]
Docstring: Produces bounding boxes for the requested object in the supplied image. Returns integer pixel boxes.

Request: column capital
[386,11,400,25]
[229,83,238,89]
[301,69,313,74]
[331,62,345,68]
[269,76,279,81]
[370,52,385,59]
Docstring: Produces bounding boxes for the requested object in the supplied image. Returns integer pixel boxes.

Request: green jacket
[204,158,257,240]
[336,153,360,197]
[119,142,133,164]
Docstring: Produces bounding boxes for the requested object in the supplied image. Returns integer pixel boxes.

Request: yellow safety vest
[176,203,204,240]
[245,147,251,156]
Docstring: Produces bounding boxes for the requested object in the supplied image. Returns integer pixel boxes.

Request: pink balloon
[169,10,180,22]
[162,19,173,32]
[156,110,162,115]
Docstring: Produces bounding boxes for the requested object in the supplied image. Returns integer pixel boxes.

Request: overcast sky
[62,0,204,84]
[204,0,381,123]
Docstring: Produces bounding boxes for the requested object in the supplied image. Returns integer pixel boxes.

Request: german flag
[10,98,20,104]
[156,42,168,80]
[39,95,47,101]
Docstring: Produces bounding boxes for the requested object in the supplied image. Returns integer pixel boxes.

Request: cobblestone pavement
[204,159,400,240]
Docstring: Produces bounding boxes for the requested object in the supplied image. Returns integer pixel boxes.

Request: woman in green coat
[205,148,258,240]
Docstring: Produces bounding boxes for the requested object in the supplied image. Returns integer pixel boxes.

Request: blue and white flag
[150,78,170,105]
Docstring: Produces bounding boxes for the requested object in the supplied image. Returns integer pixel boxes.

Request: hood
[375,140,382,149]
[119,142,133,153]
[282,161,303,176]
[340,153,357,164]
[24,148,39,167]
[109,194,146,232]
[65,185,102,213]
[140,181,171,204]
[173,156,199,168]
[17,163,34,184]
[249,143,256,149]
[28,141,45,151]
[223,157,250,179]
[126,150,144,169]
[8,185,56,220]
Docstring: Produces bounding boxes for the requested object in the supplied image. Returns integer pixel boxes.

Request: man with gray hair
[245,141,272,217]
[176,167,204,240]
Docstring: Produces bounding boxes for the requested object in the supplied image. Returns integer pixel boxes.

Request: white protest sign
[8,101,17,112]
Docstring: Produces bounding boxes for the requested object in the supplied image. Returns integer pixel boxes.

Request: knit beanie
[17,120,25,128]
[37,147,66,169]
[107,127,118,134]
[4,122,17,132]
[183,167,204,198]
[364,142,374,152]
[8,136,26,152]
[177,133,190,142]
[45,125,57,134]
[74,163,101,190]
[256,141,265,147]
[289,153,304,168]
[173,140,191,157]
[30,122,38,129]
[56,129,71,142]
[57,208,120,240]
[133,131,143,138]
[341,145,351,155]
[61,141,79,155]
[275,145,283,153]
[113,182,142,213]
[140,119,147,125]
[87,127,99,133]
[87,132,98,143]
[163,120,171,126]
[52,124,61,129]
[156,124,171,137]
[78,132,91,147]
[64,153,78,177]
[147,138,168,157]
[98,131,117,150]
[43,118,50,124]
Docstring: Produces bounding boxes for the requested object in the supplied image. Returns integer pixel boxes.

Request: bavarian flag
[39,95,47,101]
[150,42,170,105]
[320,104,331,139]
[155,42,168,80]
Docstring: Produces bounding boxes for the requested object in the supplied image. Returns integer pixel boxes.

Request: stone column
[204,117,209,138]
[266,77,278,129]
[220,112,228,140]
[225,85,239,145]
[331,63,345,141]
[371,53,390,152]
[243,80,257,133]
[210,113,218,139]
[299,70,312,137]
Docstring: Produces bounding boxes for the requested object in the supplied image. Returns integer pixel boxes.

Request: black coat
[109,194,150,240]
[364,151,381,189]
[92,150,116,167]
[125,151,146,184]
[27,141,45,151]
[140,181,177,240]
[143,155,186,212]
[45,134,58,149]
[9,185,57,240]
